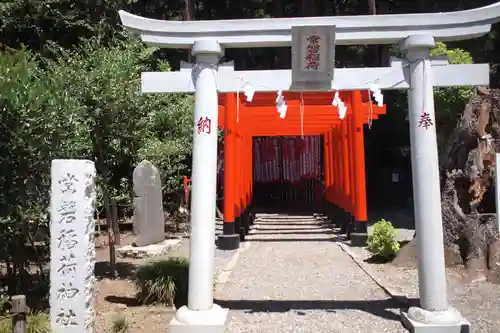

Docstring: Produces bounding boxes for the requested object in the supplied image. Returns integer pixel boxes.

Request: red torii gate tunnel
[216,90,386,250]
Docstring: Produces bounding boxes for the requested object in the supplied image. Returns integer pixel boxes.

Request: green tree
[46,35,194,207]
[0,36,193,297]
[431,42,474,146]
[0,47,80,296]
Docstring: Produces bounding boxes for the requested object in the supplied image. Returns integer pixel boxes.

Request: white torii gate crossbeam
[142,61,489,93]
[118,5,500,333]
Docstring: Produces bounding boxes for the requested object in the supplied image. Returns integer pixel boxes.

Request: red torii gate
[217,90,386,250]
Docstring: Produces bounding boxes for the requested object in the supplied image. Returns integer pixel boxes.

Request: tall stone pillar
[169,40,229,333]
[400,34,470,332]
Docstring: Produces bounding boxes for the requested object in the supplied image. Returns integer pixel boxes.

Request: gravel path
[449,281,500,332]
[347,243,500,333]
[216,214,407,333]
[362,206,500,332]
[167,218,238,279]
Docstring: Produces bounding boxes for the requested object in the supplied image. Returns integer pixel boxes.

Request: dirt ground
[95,276,175,333]
[94,219,188,333]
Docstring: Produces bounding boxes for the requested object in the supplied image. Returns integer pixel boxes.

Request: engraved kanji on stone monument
[50,159,96,333]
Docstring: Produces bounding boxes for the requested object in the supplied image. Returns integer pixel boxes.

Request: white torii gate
[120,4,500,333]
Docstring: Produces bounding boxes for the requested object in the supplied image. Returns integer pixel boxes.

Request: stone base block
[169,304,230,333]
[217,234,240,250]
[116,239,181,259]
[239,228,246,241]
[349,233,368,247]
[401,307,471,333]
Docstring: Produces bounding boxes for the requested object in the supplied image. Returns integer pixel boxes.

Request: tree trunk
[184,0,193,62]
[105,195,117,278]
[367,0,380,66]
[397,87,500,282]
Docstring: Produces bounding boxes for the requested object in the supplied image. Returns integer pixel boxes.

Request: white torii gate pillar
[401,34,470,332]
[117,6,500,332]
[169,40,230,333]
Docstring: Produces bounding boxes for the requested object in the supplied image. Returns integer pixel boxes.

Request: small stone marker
[132,160,165,246]
[50,159,96,333]
[11,295,26,333]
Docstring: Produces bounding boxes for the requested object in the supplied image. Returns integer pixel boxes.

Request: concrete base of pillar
[247,205,254,225]
[235,217,245,241]
[325,204,335,226]
[350,233,367,246]
[248,211,254,225]
[349,221,368,247]
[169,304,230,333]
[325,204,338,227]
[339,211,350,234]
[401,307,471,333]
[217,234,240,250]
[330,206,340,228]
[242,214,251,235]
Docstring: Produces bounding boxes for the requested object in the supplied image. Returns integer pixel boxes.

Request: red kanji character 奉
[418,112,433,129]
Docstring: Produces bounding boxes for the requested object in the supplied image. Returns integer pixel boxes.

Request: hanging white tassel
[338,101,347,120]
[276,90,285,105]
[277,103,288,119]
[370,84,384,107]
[300,93,305,138]
[242,83,255,102]
[276,90,288,119]
[236,90,240,123]
[332,90,340,107]
[332,89,347,120]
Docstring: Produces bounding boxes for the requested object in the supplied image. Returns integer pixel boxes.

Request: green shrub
[367,219,400,259]
[0,312,50,333]
[134,257,189,308]
[0,291,9,316]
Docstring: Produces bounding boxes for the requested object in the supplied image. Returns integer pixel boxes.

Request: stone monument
[132,160,165,246]
[50,159,96,333]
